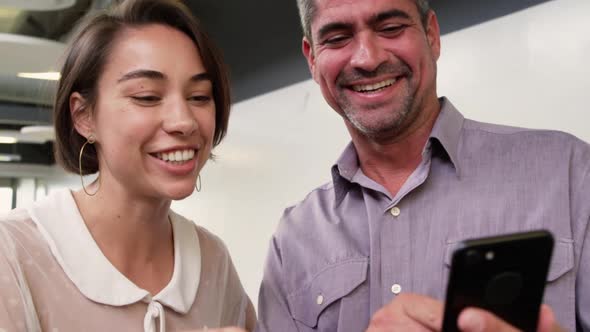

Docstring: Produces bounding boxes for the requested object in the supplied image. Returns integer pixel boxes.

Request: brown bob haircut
[53,0,231,175]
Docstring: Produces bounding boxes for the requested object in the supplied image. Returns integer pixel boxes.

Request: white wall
[436,0,590,138]
[29,0,590,308]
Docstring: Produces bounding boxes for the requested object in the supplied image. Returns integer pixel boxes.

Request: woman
[0,0,254,331]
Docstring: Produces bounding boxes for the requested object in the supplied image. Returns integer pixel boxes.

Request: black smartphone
[441,230,554,332]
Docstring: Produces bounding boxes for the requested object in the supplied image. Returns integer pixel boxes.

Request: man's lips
[348,77,398,93]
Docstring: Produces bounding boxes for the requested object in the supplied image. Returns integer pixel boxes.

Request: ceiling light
[1,0,76,11]
[0,136,17,144]
[17,72,61,81]
[0,7,20,19]
[0,154,21,162]
[20,126,54,142]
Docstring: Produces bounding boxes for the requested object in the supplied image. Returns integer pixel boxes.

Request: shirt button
[391,284,402,294]
[390,206,401,217]
[316,294,324,305]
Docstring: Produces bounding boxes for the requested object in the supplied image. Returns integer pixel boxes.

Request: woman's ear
[70,92,94,139]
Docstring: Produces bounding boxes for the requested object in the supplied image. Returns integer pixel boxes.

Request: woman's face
[84,24,216,200]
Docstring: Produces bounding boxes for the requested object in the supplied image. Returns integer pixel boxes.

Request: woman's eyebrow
[117,69,165,83]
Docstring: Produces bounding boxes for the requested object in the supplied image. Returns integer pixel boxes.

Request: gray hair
[297,0,431,43]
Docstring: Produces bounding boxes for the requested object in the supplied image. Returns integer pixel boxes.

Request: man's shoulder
[281,181,336,223]
[463,118,589,154]
[465,118,584,140]
[270,180,368,292]
[272,180,340,241]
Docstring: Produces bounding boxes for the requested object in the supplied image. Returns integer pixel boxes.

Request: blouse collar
[27,189,200,314]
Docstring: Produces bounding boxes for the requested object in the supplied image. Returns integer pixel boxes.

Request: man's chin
[346,112,412,140]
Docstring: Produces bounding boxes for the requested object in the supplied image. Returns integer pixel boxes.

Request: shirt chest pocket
[442,238,574,290]
[288,258,369,330]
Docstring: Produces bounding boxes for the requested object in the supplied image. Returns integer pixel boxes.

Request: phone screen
[441,230,554,332]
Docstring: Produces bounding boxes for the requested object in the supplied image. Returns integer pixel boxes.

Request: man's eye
[323,35,350,46]
[381,25,406,35]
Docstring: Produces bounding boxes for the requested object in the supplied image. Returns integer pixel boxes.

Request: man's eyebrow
[369,9,411,26]
[117,69,165,83]
[317,22,353,41]
[316,9,412,41]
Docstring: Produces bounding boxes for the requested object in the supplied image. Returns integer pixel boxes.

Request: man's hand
[365,293,444,331]
[185,328,247,332]
[366,293,566,332]
[458,304,566,332]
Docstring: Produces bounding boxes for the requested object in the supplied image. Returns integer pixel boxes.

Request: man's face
[303,0,440,140]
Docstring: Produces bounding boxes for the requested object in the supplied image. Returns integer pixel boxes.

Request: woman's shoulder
[170,211,232,260]
[195,225,232,258]
[0,207,51,277]
[0,206,32,224]
[0,208,45,249]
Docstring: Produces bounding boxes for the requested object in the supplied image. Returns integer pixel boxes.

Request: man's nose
[349,33,388,72]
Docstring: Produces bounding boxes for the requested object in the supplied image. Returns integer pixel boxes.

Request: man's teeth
[352,78,397,92]
[155,149,195,162]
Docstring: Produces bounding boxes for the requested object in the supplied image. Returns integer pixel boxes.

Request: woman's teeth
[352,78,397,93]
[155,149,195,163]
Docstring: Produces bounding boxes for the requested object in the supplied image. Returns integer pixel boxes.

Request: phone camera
[465,249,482,266]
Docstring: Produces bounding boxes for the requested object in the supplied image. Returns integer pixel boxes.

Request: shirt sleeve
[216,236,257,331]
[0,222,41,332]
[255,235,300,332]
[578,218,590,331]
[574,143,590,331]
[575,163,590,331]
[221,290,256,331]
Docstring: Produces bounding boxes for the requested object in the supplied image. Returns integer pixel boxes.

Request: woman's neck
[72,178,175,294]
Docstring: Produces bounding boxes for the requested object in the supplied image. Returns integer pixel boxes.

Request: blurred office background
[0,0,589,307]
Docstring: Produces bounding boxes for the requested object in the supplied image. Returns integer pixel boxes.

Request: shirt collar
[27,189,200,314]
[331,142,358,205]
[429,97,464,177]
[331,97,465,205]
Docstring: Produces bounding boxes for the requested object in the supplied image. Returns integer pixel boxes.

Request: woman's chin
[161,184,197,201]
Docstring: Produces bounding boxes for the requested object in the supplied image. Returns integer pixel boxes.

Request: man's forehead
[311,0,418,29]
[314,0,417,12]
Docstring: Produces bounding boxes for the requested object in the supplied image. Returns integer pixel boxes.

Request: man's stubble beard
[335,62,420,141]
[339,83,419,142]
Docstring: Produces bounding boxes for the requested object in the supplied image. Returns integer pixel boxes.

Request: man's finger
[184,328,247,332]
[366,293,443,332]
[402,294,444,330]
[458,307,519,332]
[537,304,567,332]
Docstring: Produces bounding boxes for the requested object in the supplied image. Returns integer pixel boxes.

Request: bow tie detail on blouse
[144,301,166,332]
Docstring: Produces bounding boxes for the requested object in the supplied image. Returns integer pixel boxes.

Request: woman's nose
[162,99,197,136]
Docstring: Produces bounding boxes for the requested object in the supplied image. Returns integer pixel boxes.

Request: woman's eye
[189,95,212,103]
[131,95,161,103]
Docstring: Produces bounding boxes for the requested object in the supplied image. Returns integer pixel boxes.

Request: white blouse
[0,189,254,331]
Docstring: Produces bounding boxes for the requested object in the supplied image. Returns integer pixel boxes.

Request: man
[256,0,589,331]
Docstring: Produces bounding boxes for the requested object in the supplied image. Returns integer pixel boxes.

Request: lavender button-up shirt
[256,98,589,332]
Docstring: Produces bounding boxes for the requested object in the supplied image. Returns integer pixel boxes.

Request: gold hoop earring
[79,135,100,196]
[195,174,202,192]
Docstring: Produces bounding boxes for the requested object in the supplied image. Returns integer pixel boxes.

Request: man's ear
[69,92,94,140]
[425,10,441,61]
[302,37,319,82]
